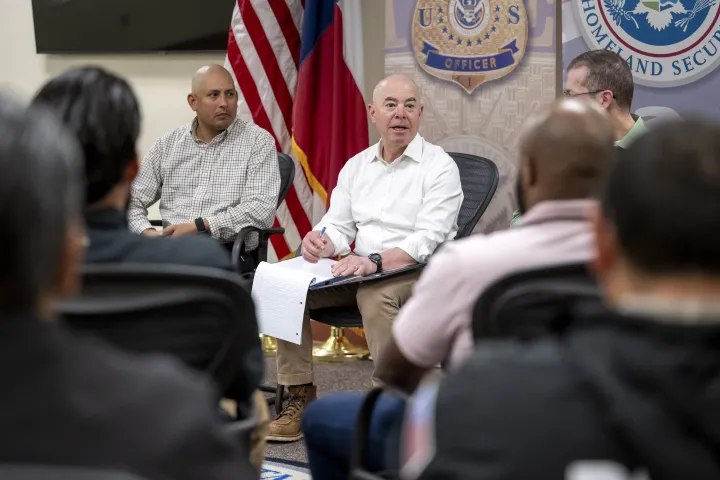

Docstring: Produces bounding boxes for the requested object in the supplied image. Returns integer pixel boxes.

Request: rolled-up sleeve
[312,162,356,257]
[397,158,463,263]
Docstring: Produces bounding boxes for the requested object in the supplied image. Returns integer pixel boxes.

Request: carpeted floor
[263,355,375,465]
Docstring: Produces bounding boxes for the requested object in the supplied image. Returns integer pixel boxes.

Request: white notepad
[250,257,337,344]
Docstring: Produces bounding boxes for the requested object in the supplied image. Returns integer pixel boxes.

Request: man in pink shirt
[300,97,617,480]
[376,97,617,392]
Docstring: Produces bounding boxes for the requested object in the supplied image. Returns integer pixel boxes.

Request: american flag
[225,0,368,262]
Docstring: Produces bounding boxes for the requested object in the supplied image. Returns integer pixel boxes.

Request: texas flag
[291,0,369,218]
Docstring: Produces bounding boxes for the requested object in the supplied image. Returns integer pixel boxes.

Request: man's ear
[600,90,614,109]
[187,93,198,111]
[367,103,377,123]
[590,205,616,278]
[123,156,139,183]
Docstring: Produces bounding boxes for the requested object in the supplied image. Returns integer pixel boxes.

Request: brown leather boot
[266,385,317,442]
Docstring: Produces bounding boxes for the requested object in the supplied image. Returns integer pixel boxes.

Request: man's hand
[162,222,198,237]
[331,255,377,277]
[143,228,162,237]
[301,230,332,263]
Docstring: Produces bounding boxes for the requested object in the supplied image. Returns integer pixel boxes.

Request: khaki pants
[276,270,420,386]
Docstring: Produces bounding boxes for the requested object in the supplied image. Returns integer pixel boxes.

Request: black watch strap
[369,253,382,273]
[195,218,207,233]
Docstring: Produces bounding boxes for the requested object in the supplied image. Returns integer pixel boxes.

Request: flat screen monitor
[31,0,236,53]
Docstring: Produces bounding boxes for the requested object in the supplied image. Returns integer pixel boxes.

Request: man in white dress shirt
[268,74,463,442]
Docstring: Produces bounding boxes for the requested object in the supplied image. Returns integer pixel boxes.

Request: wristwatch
[195,217,208,234]
[368,253,383,273]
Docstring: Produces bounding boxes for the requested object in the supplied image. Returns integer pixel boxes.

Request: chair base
[312,327,369,362]
[260,334,277,356]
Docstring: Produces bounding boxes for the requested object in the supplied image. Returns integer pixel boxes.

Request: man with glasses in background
[512,49,646,226]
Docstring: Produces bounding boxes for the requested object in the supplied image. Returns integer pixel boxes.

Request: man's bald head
[372,75,420,105]
[515,98,615,213]
[191,64,234,94]
[187,64,238,136]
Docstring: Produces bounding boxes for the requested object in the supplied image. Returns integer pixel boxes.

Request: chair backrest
[472,262,599,341]
[55,264,259,399]
[448,152,499,239]
[0,465,148,480]
[277,152,296,208]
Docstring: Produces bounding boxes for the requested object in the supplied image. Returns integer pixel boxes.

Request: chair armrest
[231,227,287,271]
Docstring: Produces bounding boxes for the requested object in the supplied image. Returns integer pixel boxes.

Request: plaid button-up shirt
[128,118,280,245]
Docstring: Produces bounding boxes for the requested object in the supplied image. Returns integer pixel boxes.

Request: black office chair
[0,466,149,480]
[56,264,260,409]
[471,262,599,342]
[265,153,500,415]
[232,151,296,272]
[307,152,499,341]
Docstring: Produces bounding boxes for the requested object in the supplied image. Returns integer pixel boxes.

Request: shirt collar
[189,117,237,144]
[615,114,647,149]
[617,294,720,325]
[372,133,423,164]
[520,199,596,227]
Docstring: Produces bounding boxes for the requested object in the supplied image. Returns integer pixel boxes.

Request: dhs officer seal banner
[570,0,720,86]
[412,0,529,93]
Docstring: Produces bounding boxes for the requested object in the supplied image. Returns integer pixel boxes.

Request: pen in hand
[317,226,327,254]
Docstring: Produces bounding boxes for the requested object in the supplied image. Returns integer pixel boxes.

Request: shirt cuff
[128,216,152,234]
[396,235,432,263]
[314,224,351,257]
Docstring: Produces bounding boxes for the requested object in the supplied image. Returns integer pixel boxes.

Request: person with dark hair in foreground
[302,98,615,479]
[31,66,233,270]
[0,93,254,479]
[405,117,720,479]
[31,66,268,472]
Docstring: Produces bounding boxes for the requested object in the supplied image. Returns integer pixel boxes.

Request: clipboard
[308,262,426,290]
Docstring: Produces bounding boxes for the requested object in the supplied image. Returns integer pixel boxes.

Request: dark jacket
[85,208,233,270]
[416,302,720,479]
[84,207,263,404]
[0,313,255,480]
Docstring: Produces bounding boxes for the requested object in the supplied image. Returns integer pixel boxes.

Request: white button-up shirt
[315,134,463,263]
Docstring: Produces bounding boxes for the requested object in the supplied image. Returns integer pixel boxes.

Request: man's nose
[393,105,407,118]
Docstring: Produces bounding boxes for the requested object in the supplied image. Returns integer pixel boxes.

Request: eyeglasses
[563,89,607,98]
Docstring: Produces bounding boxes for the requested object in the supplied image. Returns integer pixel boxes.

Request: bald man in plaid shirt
[128,65,280,249]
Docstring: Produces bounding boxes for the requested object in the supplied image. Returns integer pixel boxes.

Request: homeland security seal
[412,0,529,93]
[572,0,720,87]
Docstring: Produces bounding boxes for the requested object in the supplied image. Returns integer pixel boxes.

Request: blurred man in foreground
[407,117,720,479]
[0,93,254,479]
[32,65,268,474]
[301,97,615,479]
